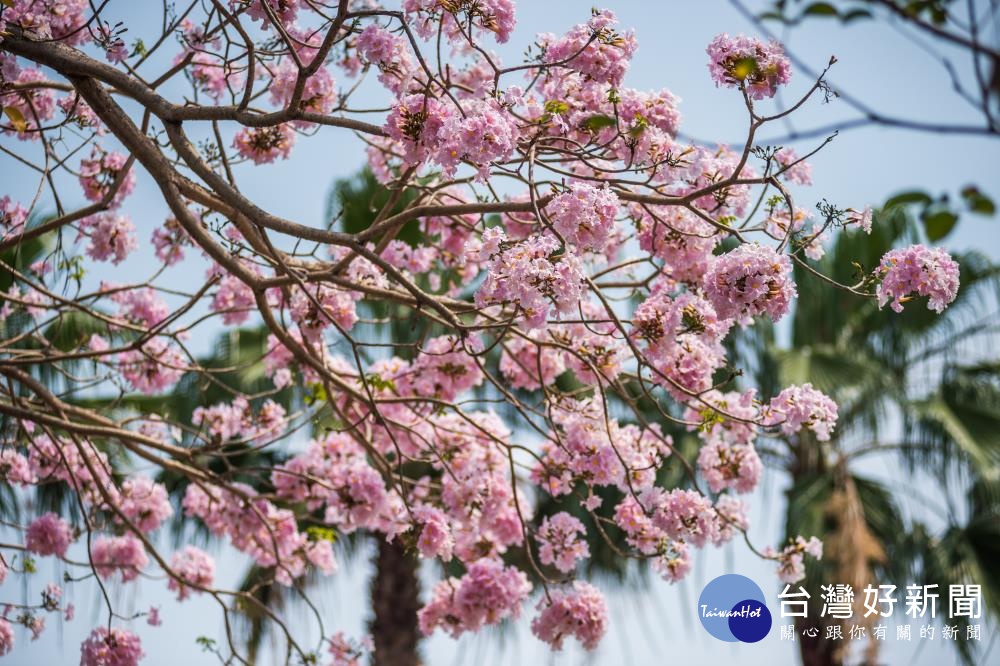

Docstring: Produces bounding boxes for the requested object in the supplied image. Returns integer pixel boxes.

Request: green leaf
[961,186,996,216]
[884,190,932,210]
[841,8,873,22]
[579,114,616,132]
[922,210,958,241]
[803,2,839,16]
[3,106,26,133]
[543,100,569,115]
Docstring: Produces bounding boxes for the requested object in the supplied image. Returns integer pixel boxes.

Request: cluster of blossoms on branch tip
[0,0,968,662]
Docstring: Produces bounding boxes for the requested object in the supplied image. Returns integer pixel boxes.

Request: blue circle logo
[698,574,772,643]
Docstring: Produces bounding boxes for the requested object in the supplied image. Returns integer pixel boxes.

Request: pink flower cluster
[356,25,414,94]
[536,512,590,573]
[396,335,484,401]
[183,482,335,585]
[0,67,56,140]
[703,243,796,322]
[151,218,189,266]
[634,206,720,284]
[0,619,12,657]
[774,147,813,186]
[192,397,288,443]
[78,148,135,207]
[499,333,567,390]
[269,58,337,125]
[876,244,960,313]
[542,9,638,87]
[386,95,520,180]
[118,338,187,394]
[233,124,296,164]
[26,512,73,558]
[707,33,792,100]
[765,383,839,441]
[533,398,672,496]
[418,558,532,638]
[77,213,138,265]
[92,533,149,582]
[531,581,608,651]
[546,183,620,252]
[0,196,28,241]
[403,0,516,44]
[80,627,144,666]
[168,546,215,601]
[765,536,823,583]
[471,228,585,329]
[118,475,174,532]
[4,0,91,44]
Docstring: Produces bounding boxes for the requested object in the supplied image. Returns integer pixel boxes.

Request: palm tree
[746,205,1000,665]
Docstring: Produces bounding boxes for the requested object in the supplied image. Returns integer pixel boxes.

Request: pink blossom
[269,59,337,126]
[707,33,791,100]
[0,618,12,657]
[499,334,566,390]
[80,627,144,666]
[403,0,516,44]
[774,147,812,185]
[77,213,138,265]
[767,536,823,583]
[78,148,135,207]
[119,339,186,394]
[109,287,169,327]
[183,51,242,100]
[327,631,371,666]
[233,124,296,164]
[151,218,188,266]
[235,0,300,27]
[146,607,161,627]
[210,271,257,325]
[765,383,838,441]
[92,533,149,582]
[697,439,762,493]
[413,506,454,562]
[434,99,520,180]
[542,9,637,86]
[396,335,484,400]
[531,581,608,651]
[546,183,620,252]
[703,243,796,322]
[419,558,531,638]
[58,95,104,133]
[167,546,215,601]
[356,25,414,94]
[634,206,720,284]
[471,229,586,329]
[536,512,589,573]
[643,487,720,548]
[25,512,73,558]
[876,244,959,313]
[0,67,56,140]
[0,196,28,241]
[118,476,173,533]
[4,0,91,44]
[0,449,36,485]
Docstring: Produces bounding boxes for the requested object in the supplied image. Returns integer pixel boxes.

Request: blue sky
[3,1,999,664]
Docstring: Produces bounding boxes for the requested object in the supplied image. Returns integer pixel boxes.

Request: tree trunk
[795,613,839,666]
[369,538,421,666]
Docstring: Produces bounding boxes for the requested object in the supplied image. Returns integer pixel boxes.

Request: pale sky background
[3,1,1000,664]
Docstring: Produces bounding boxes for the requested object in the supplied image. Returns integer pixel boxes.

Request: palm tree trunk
[369,538,421,666]
[795,614,839,666]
